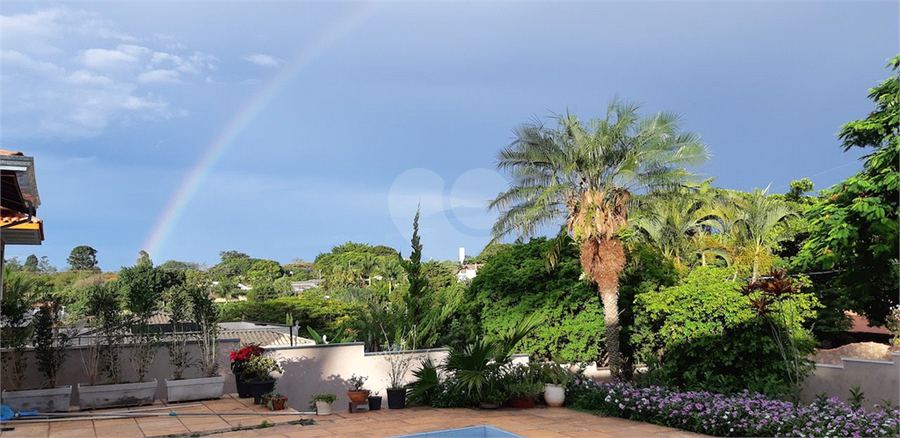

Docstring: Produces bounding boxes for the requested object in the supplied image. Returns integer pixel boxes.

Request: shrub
[469,237,605,363]
[633,266,818,397]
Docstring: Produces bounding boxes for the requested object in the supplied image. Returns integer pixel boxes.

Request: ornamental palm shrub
[633,266,818,398]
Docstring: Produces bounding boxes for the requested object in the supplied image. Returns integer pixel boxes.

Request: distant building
[456,263,483,282]
[291,279,323,294]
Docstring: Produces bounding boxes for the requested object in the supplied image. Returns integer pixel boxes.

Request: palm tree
[630,181,731,269]
[488,100,709,375]
[728,187,797,283]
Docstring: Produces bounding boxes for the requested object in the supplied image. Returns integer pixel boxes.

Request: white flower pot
[77,380,157,410]
[165,376,225,402]
[316,401,333,415]
[2,386,72,413]
[544,383,565,407]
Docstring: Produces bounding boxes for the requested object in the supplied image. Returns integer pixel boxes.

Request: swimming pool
[391,425,524,438]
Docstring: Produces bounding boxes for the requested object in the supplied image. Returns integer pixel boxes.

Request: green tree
[23,254,39,272]
[630,185,723,270]
[4,256,22,271]
[797,56,900,326]
[118,260,184,382]
[786,178,814,202]
[488,101,709,375]
[399,207,430,345]
[67,245,98,271]
[38,256,56,274]
[246,259,284,285]
[158,260,204,271]
[729,188,797,282]
[136,250,152,267]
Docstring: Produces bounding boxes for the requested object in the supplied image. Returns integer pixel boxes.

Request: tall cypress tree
[399,207,428,346]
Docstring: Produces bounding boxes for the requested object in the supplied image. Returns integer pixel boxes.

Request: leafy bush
[567,379,900,437]
[469,237,605,363]
[633,266,819,397]
[470,238,676,365]
[407,358,441,406]
[219,296,358,332]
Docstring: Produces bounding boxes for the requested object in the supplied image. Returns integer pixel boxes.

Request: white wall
[268,343,450,412]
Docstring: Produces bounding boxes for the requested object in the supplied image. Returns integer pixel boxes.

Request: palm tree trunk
[580,236,627,378]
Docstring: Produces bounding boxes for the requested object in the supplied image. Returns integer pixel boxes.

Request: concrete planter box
[78,380,157,410]
[165,376,225,403]
[2,386,72,413]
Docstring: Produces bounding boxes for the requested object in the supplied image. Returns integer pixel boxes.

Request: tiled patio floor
[2,395,707,438]
[269,406,707,438]
[1,394,308,438]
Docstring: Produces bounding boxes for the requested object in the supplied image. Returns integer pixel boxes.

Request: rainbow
[143,3,378,259]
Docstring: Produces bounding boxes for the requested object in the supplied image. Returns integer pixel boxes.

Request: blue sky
[1,1,897,271]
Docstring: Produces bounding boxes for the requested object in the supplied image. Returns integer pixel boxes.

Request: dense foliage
[633,267,819,397]
[470,237,603,362]
[218,295,358,332]
[796,57,900,327]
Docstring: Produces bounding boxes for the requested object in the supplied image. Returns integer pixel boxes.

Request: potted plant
[2,276,74,413]
[506,381,542,408]
[345,374,369,404]
[78,282,158,410]
[0,268,34,394]
[242,355,282,404]
[262,391,289,411]
[541,362,568,407]
[368,390,382,411]
[165,283,226,402]
[505,363,542,408]
[229,343,264,398]
[383,338,415,409]
[310,394,336,415]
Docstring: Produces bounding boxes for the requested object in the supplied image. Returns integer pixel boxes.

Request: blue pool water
[391,425,523,438]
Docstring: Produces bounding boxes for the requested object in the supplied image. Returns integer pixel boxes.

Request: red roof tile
[0,206,42,224]
[846,311,891,335]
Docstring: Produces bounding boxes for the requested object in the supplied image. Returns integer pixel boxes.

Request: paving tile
[517,430,566,438]
[276,427,337,438]
[93,424,144,438]
[4,423,50,438]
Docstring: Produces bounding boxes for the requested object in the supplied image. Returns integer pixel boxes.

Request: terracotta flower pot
[509,396,535,408]
[265,396,288,411]
[347,390,370,404]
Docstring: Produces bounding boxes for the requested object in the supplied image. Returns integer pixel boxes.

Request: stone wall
[801,344,899,409]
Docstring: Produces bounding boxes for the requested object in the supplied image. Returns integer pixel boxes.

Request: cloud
[1,49,62,75]
[137,69,181,84]
[244,53,281,67]
[81,47,140,70]
[0,7,219,140]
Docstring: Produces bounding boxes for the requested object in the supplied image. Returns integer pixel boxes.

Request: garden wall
[0,338,240,407]
[267,343,452,412]
[801,345,899,409]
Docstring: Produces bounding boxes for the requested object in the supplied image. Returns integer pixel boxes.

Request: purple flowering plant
[568,378,899,437]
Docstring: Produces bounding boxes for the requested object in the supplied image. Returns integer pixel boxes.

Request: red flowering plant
[230,343,264,372]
